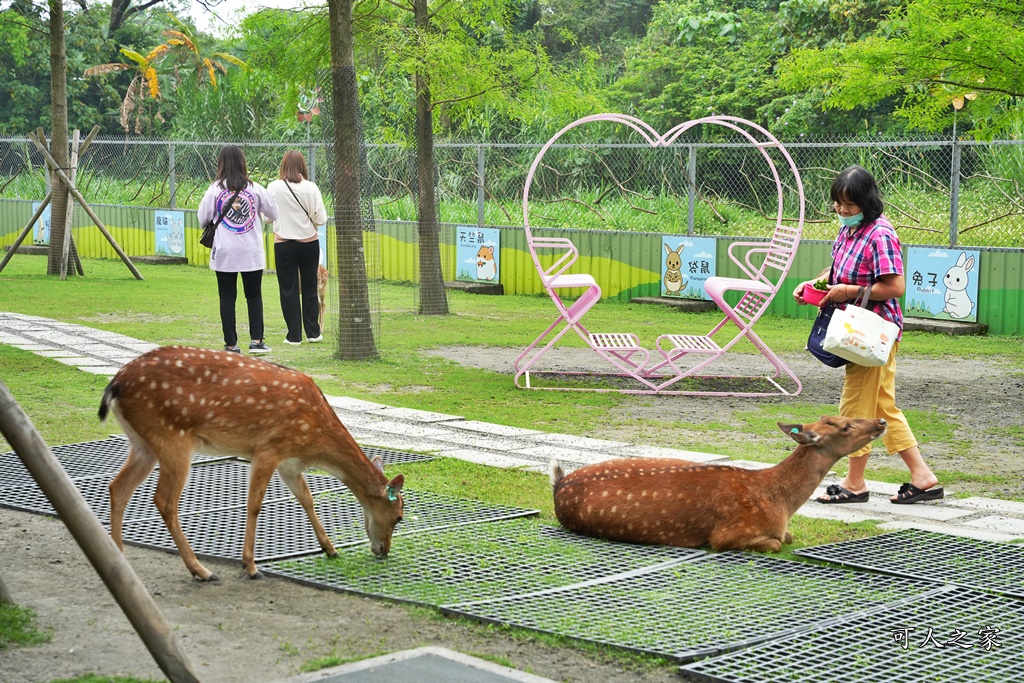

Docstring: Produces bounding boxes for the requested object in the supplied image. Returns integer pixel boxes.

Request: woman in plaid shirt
[795,166,943,505]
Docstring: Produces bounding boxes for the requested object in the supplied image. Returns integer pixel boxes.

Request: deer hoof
[247,570,264,580]
[194,572,219,582]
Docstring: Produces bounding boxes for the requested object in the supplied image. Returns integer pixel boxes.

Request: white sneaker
[308,335,323,343]
[283,339,301,346]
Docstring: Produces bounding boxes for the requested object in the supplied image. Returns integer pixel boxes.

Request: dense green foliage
[4,0,1020,143]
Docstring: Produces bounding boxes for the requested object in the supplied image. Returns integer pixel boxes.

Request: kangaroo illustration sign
[660,236,717,300]
[904,248,980,323]
[456,226,500,283]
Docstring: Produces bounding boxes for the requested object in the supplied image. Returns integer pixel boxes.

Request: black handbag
[199,188,241,248]
[807,302,848,368]
[806,263,848,368]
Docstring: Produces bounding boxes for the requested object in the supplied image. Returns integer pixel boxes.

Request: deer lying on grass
[98,346,404,581]
[550,416,886,553]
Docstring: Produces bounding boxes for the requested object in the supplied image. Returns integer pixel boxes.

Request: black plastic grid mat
[309,652,535,683]
[120,489,539,562]
[0,436,227,491]
[262,518,703,607]
[680,585,1022,683]
[794,528,1024,599]
[0,460,351,522]
[442,551,936,662]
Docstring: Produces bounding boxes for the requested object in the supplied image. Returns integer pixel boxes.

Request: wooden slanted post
[0,381,200,682]
[27,131,144,281]
[0,126,99,276]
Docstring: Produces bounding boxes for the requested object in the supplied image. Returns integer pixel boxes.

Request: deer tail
[98,380,121,422]
[549,459,564,487]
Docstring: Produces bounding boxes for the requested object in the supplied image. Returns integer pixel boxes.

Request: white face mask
[838,212,863,228]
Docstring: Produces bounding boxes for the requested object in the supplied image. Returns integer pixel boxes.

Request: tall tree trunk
[413,0,448,315]
[109,0,129,34]
[47,0,70,276]
[327,0,377,359]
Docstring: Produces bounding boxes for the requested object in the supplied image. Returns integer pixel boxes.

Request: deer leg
[277,463,337,559]
[739,535,784,553]
[153,458,214,581]
[242,457,278,579]
[783,529,794,544]
[108,443,157,551]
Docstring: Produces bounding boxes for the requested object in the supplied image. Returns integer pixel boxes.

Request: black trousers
[274,239,322,342]
[216,269,264,347]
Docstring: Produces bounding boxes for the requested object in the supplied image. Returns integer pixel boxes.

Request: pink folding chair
[513,114,805,396]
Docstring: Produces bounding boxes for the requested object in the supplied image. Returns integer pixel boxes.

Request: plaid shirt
[831,214,904,337]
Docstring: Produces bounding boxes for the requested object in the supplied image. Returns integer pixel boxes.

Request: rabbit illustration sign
[456,226,500,282]
[154,210,186,256]
[904,248,980,322]
[660,236,716,300]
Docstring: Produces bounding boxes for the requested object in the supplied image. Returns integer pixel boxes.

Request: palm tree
[84,44,170,133]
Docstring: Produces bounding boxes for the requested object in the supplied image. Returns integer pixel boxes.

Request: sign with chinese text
[456,226,499,283]
[660,236,717,300]
[904,247,980,322]
[155,210,185,256]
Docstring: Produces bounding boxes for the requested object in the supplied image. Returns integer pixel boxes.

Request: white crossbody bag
[822,285,901,366]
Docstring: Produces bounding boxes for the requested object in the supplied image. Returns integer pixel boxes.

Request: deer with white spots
[549,416,886,552]
[98,346,404,581]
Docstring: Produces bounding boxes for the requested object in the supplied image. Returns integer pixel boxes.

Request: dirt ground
[2,346,1023,683]
[427,345,1024,500]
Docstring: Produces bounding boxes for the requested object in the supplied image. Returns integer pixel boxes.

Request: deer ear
[386,474,404,501]
[370,455,384,474]
[779,422,815,445]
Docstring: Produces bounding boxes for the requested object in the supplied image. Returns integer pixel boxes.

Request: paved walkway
[3,310,1023,543]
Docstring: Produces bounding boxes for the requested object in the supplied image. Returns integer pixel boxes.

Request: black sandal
[816,484,869,504]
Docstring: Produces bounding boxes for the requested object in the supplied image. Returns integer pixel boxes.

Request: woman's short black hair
[215,145,250,193]
[830,165,883,227]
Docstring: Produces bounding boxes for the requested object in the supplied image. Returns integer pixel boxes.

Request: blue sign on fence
[155,210,185,256]
[31,201,51,245]
[456,226,499,282]
[661,236,717,300]
[905,247,981,322]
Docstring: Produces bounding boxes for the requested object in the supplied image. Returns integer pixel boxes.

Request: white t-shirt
[267,178,328,241]
[198,181,279,273]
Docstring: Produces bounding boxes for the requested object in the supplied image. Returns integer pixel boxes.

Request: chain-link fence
[2,132,1023,250]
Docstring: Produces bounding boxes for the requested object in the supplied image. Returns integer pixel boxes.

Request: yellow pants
[839,340,918,458]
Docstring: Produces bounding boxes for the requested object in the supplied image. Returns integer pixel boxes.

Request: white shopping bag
[821,290,900,366]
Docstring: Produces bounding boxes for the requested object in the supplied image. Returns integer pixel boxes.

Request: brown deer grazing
[98,346,404,581]
[550,416,886,553]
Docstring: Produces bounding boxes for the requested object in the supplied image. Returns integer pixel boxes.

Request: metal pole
[307,121,316,184]
[477,145,485,228]
[687,145,697,236]
[0,382,202,683]
[168,143,177,209]
[949,123,961,248]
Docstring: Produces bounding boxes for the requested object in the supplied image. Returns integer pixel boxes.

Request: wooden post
[0,381,200,683]
[59,129,81,280]
[27,132,144,281]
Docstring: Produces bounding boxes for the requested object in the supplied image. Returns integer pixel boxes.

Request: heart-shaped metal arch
[521,113,805,235]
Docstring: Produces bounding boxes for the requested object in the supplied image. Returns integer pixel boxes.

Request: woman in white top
[267,150,328,345]
[197,145,279,355]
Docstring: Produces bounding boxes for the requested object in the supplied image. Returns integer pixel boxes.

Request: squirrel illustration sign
[904,247,980,323]
[660,236,717,300]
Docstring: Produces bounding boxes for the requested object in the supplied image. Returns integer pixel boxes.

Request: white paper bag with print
[822,289,900,366]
